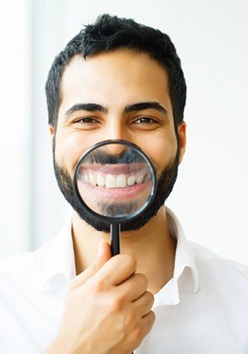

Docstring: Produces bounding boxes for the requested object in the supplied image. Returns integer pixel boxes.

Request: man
[1,14,248,354]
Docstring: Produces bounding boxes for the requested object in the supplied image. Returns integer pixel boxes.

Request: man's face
[50,49,186,232]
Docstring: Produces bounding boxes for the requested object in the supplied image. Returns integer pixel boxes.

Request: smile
[79,169,152,189]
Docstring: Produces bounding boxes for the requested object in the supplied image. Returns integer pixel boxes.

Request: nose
[102,119,132,156]
[104,141,128,156]
[103,118,131,144]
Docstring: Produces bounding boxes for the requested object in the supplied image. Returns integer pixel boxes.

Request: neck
[72,205,176,294]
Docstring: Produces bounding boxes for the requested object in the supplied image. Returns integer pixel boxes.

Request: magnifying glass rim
[73,139,157,224]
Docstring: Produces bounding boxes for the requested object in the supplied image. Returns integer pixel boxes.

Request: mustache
[82,149,145,165]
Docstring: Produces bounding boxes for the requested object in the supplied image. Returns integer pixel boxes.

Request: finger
[140,310,156,337]
[133,291,154,318]
[70,240,112,289]
[126,310,155,350]
[95,240,112,267]
[116,273,148,302]
[96,254,137,286]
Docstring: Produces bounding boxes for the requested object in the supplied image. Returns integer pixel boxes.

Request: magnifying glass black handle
[110,224,134,354]
[110,224,121,256]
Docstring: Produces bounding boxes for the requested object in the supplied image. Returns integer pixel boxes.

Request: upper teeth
[82,172,151,188]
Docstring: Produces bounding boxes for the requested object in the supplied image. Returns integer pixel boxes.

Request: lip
[77,178,153,201]
[79,163,147,174]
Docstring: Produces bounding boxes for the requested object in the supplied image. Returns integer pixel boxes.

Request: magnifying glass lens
[74,140,156,222]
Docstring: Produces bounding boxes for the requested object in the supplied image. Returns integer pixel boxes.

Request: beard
[53,146,180,233]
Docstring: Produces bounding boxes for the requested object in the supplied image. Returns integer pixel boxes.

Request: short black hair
[45,14,187,129]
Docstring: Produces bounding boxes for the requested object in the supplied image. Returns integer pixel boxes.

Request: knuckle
[110,294,125,313]
[123,311,136,329]
[121,254,137,270]
[91,277,105,294]
[128,323,143,345]
[133,323,143,340]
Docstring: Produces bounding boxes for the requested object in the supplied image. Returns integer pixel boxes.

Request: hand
[44,241,155,354]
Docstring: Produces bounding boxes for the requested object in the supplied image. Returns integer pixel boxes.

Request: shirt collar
[167,207,198,292]
[154,207,199,306]
[41,213,76,294]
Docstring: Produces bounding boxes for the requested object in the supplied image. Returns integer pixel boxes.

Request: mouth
[78,164,152,189]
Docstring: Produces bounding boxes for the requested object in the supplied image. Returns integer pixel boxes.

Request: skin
[46,48,186,354]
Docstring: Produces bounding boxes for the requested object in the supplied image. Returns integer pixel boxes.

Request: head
[46,14,186,132]
[46,14,187,232]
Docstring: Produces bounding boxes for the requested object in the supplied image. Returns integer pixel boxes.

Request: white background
[0,0,248,265]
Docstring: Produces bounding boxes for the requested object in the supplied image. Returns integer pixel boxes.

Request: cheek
[54,131,85,173]
[140,135,178,173]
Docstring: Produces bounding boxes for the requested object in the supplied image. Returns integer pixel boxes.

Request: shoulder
[0,242,51,287]
[191,242,248,288]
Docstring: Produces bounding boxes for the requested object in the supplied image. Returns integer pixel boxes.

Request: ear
[49,125,55,150]
[177,122,187,164]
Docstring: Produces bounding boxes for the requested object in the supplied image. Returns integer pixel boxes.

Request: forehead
[59,48,170,109]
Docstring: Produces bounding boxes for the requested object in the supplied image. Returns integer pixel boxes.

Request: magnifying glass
[73,139,157,256]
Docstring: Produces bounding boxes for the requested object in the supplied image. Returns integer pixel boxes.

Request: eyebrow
[65,101,168,117]
[65,103,108,116]
[124,101,168,116]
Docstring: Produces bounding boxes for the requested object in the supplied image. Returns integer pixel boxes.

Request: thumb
[94,240,112,268]
[71,240,112,288]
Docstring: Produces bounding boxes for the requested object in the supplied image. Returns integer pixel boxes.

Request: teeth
[105,174,116,188]
[143,173,151,183]
[83,172,151,188]
[127,176,136,186]
[116,174,126,188]
[136,175,144,184]
[84,174,89,183]
[96,174,105,187]
[89,173,97,186]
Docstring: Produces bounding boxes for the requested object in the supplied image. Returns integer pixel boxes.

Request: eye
[71,116,101,131]
[75,117,99,124]
[132,116,161,127]
[130,115,162,131]
[134,117,157,124]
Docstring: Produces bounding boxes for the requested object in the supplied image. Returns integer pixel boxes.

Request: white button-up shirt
[1,208,248,353]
